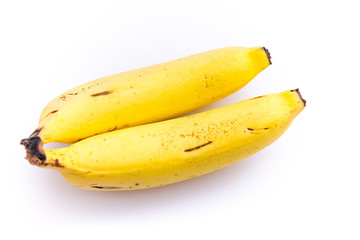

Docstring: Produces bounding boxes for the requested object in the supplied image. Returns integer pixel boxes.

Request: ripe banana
[29,47,271,143]
[21,89,306,191]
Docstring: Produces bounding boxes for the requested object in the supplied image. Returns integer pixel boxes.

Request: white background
[1,0,359,239]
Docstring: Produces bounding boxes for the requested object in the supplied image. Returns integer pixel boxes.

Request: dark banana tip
[20,137,46,166]
[291,88,306,107]
[262,47,272,65]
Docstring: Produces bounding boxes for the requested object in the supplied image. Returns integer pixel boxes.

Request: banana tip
[262,47,272,65]
[292,88,306,107]
[20,137,46,166]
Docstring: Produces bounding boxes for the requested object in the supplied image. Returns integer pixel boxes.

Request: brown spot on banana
[184,141,212,152]
[251,96,263,100]
[247,127,270,135]
[44,110,58,118]
[247,127,269,131]
[90,90,113,97]
[54,159,64,168]
[91,185,123,190]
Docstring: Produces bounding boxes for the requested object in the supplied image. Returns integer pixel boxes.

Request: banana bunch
[21,46,306,191]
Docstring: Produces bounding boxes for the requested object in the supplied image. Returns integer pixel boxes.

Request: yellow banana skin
[31,46,271,143]
[23,89,305,191]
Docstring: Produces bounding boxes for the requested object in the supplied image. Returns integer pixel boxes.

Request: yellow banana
[29,46,271,143]
[21,89,305,191]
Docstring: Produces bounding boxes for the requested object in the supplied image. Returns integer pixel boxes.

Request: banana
[21,89,306,191]
[28,46,271,143]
